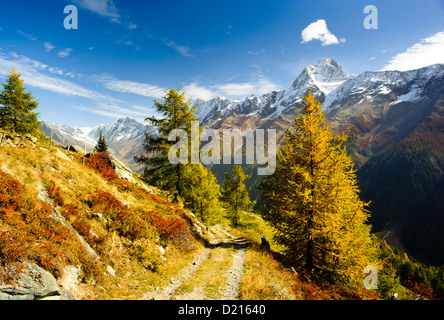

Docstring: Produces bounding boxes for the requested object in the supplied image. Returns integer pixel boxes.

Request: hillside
[358,102,444,265]
[0,131,389,300]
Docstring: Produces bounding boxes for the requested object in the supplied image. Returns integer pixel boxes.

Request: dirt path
[140,225,248,300]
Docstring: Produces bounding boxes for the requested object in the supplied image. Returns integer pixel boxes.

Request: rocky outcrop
[0,262,75,300]
[0,131,38,148]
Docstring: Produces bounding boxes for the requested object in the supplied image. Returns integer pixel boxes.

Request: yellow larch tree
[260,92,377,283]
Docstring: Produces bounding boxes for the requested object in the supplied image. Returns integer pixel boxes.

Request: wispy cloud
[0,50,154,121]
[127,23,137,30]
[183,72,281,100]
[72,0,121,23]
[301,19,345,46]
[165,40,194,57]
[248,48,266,56]
[74,103,153,121]
[96,74,166,99]
[58,48,72,58]
[17,29,37,41]
[44,42,55,52]
[381,30,444,71]
[0,51,115,103]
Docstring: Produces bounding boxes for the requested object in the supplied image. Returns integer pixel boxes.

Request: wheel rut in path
[140,225,248,300]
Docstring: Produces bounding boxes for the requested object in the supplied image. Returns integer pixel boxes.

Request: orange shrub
[141,210,186,241]
[0,170,79,274]
[44,179,64,206]
[85,152,118,181]
[61,204,105,246]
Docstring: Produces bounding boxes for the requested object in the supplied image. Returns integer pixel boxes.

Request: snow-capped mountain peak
[290,58,356,95]
[194,58,356,124]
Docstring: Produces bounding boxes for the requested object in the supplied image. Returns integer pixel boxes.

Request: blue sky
[1,0,444,128]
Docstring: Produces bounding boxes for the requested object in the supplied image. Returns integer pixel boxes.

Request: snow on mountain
[40,117,157,173]
[88,117,156,144]
[195,58,444,127]
[194,58,356,125]
[40,120,97,150]
[39,59,444,172]
[323,63,444,112]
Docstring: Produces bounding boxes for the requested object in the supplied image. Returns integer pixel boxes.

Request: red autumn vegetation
[0,170,92,275]
[85,152,118,181]
[44,179,65,206]
[60,204,105,247]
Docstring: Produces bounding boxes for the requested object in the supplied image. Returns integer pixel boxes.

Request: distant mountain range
[40,117,157,173]
[40,58,444,265]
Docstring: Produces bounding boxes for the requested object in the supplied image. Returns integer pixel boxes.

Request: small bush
[85,152,118,181]
[0,170,84,274]
[44,179,64,206]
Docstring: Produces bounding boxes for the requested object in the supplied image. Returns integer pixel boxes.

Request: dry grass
[174,247,234,299]
[240,245,300,300]
[0,143,202,299]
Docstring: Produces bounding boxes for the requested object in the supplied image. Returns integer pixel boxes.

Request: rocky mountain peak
[290,58,355,95]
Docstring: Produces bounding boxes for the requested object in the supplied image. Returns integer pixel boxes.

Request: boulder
[67,145,84,153]
[24,134,37,144]
[0,262,62,300]
[59,265,79,292]
[110,156,136,183]
[55,148,72,162]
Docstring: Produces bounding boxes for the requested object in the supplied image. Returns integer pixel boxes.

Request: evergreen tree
[94,130,109,153]
[135,88,196,203]
[0,67,40,134]
[221,165,255,226]
[182,163,221,223]
[260,92,376,283]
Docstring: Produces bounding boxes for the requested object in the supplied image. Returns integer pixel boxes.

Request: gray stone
[16,262,61,298]
[67,145,84,153]
[24,134,38,144]
[0,291,11,300]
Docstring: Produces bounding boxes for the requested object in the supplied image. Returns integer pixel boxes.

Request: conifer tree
[94,130,109,153]
[0,67,40,134]
[221,165,255,226]
[260,92,376,283]
[135,89,196,203]
[182,163,221,223]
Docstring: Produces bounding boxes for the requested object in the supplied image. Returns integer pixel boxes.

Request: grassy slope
[1,134,441,300]
[0,140,203,299]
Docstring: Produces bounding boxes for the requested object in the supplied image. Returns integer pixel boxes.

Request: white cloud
[44,42,55,52]
[184,73,281,100]
[0,51,117,103]
[248,48,266,56]
[17,29,37,41]
[301,19,344,46]
[165,41,194,57]
[58,48,72,58]
[74,102,150,120]
[381,30,444,71]
[183,83,218,101]
[72,0,120,23]
[97,75,166,99]
[0,50,155,121]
